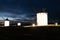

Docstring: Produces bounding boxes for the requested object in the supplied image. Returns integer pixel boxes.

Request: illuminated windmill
[32,5,48,26]
[30,0,48,26]
[36,8,48,26]
[4,18,10,26]
[2,17,10,27]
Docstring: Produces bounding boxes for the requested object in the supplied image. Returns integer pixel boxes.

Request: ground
[0,26,60,40]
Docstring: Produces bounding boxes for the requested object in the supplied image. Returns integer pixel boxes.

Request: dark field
[0,26,60,40]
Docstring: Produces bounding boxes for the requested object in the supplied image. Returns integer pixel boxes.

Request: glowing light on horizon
[32,24,35,27]
[55,22,58,26]
[17,23,21,26]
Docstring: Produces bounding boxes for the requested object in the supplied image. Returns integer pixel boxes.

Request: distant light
[55,22,58,26]
[17,23,21,26]
[32,24,35,27]
[4,21,10,26]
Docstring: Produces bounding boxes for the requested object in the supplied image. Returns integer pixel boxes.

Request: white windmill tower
[36,8,48,26]
[2,17,10,27]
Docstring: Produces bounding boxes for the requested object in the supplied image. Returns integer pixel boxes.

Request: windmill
[2,17,10,27]
[36,8,48,26]
[30,0,48,26]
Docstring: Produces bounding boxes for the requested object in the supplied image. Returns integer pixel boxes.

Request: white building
[4,18,10,27]
[36,8,48,26]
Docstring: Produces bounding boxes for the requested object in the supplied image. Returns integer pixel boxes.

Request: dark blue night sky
[0,0,60,21]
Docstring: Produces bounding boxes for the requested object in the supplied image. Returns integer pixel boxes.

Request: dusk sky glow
[0,0,60,21]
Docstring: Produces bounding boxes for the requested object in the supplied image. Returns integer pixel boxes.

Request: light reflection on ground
[23,24,60,28]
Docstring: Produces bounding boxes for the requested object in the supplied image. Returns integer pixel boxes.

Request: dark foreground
[0,26,60,40]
